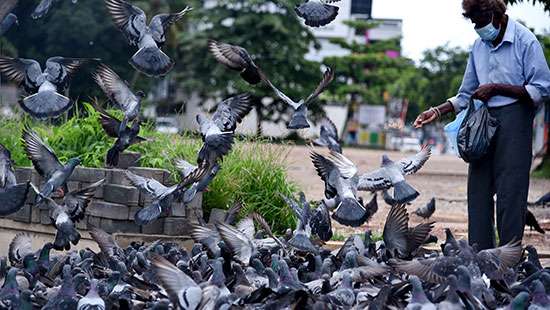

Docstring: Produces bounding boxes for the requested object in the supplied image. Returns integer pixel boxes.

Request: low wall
[3,163,202,237]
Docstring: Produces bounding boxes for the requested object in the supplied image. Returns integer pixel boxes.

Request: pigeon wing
[0,144,16,188]
[174,159,197,179]
[208,40,250,71]
[263,78,301,109]
[407,222,434,254]
[150,7,192,45]
[64,179,105,222]
[8,233,34,266]
[21,125,63,178]
[357,168,393,191]
[382,204,409,255]
[89,226,122,257]
[93,64,138,113]
[477,240,522,272]
[390,258,446,284]
[125,170,168,199]
[304,67,334,105]
[216,222,254,264]
[397,146,431,175]
[236,217,256,240]
[326,150,357,179]
[105,0,147,46]
[0,57,42,90]
[212,93,252,132]
[310,150,335,183]
[150,254,200,306]
[46,57,96,89]
[224,200,244,225]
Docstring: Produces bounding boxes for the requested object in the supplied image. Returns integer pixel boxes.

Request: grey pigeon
[150,254,202,310]
[22,125,81,203]
[0,144,30,216]
[32,0,78,19]
[262,67,334,129]
[77,279,105,310]
[0,13,18,36]
[383,204,434,258]
[310,201,332,241]
[175,159,220,204]
[313,117,341,153]
[405,275,436,310]
[295,0,340,27]
[93,103,145,167]
[125,166,207,225]
[366,146,431,204]
[92,63,144,134]
[325,271,355,307]
[281,192,318,254]
[105,0,192,76]
[31,179,104,250]
[529,280,550,310]
[414,197,436,219]
[0,56,95,118]
[215,219,257,265]
[196,93,252,168]
[437,275,464,310]
[42,265,78,309]
[208,40,263,85]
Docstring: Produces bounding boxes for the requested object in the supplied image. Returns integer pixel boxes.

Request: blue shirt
[449,18,550,112]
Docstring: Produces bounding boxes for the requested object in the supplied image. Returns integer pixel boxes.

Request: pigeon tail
[288,232,318,254]
[134,202,162,226]
[295,3,339,27]
[36,183,54,204]
[332,197,368,227]
[287,106,310,129]
[393,180,419,204]
[20,91,72,119]
[130,46,174,77]
[240,67,262,85]
[54,223,80,251]
[106,147,121,167]
[0,182,30,216]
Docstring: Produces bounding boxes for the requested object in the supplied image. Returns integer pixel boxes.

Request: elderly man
[414,0,550,249]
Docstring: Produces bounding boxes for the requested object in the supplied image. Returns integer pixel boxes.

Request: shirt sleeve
[448,50,479,113]
[523,40,550,106]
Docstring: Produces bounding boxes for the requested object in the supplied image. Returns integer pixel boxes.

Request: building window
[351,0,372,16]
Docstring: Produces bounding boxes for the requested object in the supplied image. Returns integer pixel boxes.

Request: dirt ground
[281,145,550,252]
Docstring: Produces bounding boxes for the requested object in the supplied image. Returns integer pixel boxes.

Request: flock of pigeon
[1,0,550,309]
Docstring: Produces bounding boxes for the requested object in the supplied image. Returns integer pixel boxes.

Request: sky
[372,0,550,62]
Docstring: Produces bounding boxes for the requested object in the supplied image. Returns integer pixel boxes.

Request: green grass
[533,157,550,179]
[0,102,298,233]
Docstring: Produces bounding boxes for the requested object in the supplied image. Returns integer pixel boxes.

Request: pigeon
[367,146,431,204]
[77,279,105,310]
[0,144,30,216]
[281,192,318,254]
[313,117,341,153]
[32,0,78,19]
[309,149,390,227]
[262,67,334,129]
[383,204,434,258]
[532,191,550,207]
[208,40,263,85]
[42,265,78,309]
[196,93,253,168]
[31,179,105,250]
[0,13,18,36]
[405,275,436,310]
[295,0,340,27]
[310,201,333,241]
[92,63,144,134]
[92,103,145,167]
[414,197,436,219]
[526,209,545,234]
[22,125,81,203]
[105,0,192,77]
[125,165,207,225]
[175,159,220,204]
[0,56,96,119]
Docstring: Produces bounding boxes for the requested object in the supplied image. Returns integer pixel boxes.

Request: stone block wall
[4,164,202,236]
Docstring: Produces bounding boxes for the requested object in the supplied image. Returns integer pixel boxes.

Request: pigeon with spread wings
[0,56,96,118]
[105,0,191,76]
[262,67,334,129]
[295,0,341,27]
[313,117,341,153]
[22,125,81,203]
[92,63,144,134]
[0,144,30,216]
[208,40,263,85]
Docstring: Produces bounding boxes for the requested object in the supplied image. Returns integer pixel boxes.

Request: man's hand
[413,109,437,128]
[472,84,498,102]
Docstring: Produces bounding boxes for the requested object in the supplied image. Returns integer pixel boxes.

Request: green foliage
[0,102,298,232]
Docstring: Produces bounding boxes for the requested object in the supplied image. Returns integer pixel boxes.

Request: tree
[174,0,324,134]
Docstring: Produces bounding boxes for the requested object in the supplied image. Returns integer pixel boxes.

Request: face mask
[475,15,500,42]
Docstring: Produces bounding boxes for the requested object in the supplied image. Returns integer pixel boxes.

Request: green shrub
[0,102,298,233]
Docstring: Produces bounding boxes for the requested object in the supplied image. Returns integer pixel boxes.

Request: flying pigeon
[262,67,334,129]
[208,40,263,85]
[295,0,340,27]
[414,197,436,219]
[22,125,81,203]
[310,201,333,241]
[105,0,192,77]
[92,63,144,134]
[0,143,30,216]
[0,13,18,36]
[125,165,207,225]
[175,159,220,204]
[92,103,145,167]
[31,179,105,250]
[0,56,96,118]
[281,192,318,254]
[196,93,252,168]
[32,0,79,19]
[383,204,434,258]
[313,117,341,153]
[526,209,545,234]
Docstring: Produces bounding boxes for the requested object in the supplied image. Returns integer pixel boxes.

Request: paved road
[282,145,550,250]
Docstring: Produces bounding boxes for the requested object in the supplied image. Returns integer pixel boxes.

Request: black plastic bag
[457,99,499,162]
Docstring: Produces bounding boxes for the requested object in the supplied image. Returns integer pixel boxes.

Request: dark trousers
[467,101,534,250]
